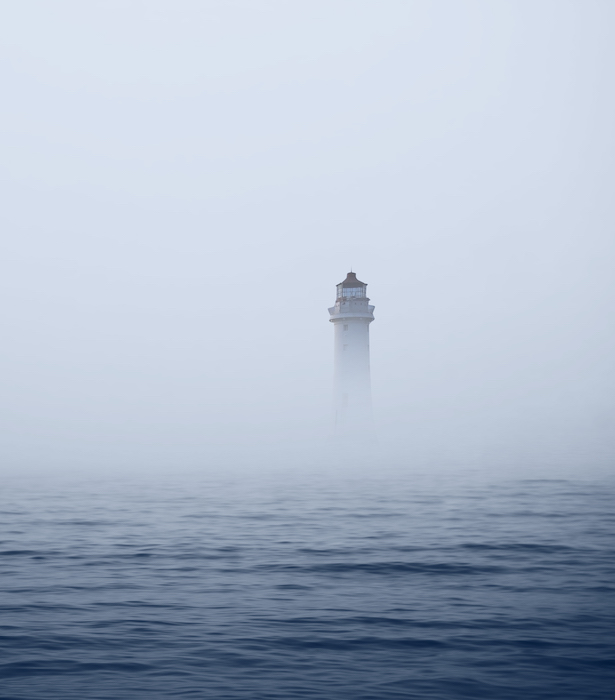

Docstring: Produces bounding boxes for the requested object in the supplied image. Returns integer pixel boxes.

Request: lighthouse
[328,272,375,436]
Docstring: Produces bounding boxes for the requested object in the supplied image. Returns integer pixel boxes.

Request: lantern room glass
[336,284,366,299]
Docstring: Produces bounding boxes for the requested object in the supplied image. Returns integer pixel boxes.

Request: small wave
[460,542,577,552]
[256,561,506,575]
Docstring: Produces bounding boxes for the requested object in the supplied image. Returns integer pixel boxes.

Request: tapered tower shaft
[328,272,375,434]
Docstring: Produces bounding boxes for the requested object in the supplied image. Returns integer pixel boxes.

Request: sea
[1,463,614,699]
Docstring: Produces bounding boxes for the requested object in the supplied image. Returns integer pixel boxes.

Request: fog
[1,1,613,476]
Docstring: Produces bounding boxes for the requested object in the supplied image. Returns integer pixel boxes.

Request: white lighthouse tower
[328,272,375,437]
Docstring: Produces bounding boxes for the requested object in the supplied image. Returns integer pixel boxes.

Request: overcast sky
[1,1,613,474]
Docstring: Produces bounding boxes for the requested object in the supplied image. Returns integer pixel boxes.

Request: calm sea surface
[1,466,614,699]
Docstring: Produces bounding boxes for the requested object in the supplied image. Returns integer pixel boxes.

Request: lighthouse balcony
[328,305,375,322]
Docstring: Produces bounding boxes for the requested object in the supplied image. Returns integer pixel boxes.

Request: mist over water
[1,2,614,698]
[1,1,614,476]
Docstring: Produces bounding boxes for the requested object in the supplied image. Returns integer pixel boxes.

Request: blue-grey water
[1,467,614,699]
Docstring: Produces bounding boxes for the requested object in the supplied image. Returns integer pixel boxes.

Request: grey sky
[1,1,614,473]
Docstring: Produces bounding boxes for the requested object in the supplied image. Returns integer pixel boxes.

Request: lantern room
[336,271,367,299]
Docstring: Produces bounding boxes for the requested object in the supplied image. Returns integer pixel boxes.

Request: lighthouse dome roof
[340,272,366,288]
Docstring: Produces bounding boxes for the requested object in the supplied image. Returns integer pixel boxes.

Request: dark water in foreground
[1,467,614,699]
